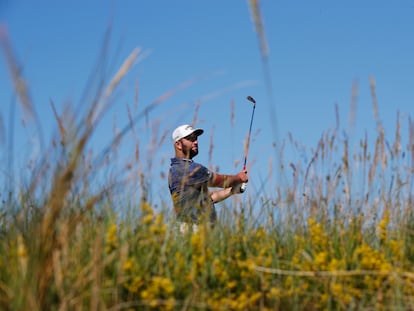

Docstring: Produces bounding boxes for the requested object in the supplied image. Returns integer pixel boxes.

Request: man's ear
[175,140,182,151]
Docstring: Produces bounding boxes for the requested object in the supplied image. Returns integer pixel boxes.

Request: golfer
[168,124,248,230]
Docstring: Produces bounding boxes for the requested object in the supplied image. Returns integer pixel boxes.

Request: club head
[246,96,256,104]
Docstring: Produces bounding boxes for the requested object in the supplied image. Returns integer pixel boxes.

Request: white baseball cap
[172,124,204,142]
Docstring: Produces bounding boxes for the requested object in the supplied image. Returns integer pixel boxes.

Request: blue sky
[1,1,413,211]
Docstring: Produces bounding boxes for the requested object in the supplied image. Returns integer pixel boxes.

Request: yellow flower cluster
[291,218,332,272]
[140,276,175,310]
[308,217,330,251]
[354,243,391,271]
[105,223,119,254]
[99,207,412,309]
[190,225,213,281]
[139,202,167,239]
[212,257,229,285]
[17,234,27,258]
[377,210,390,243]
[17,234,28,275]
[123,255,175,310]
[206,287,263,310]
[282,215,413,309]
[141,202,154,225]
[206,229,282,310]
[123,257,144,294]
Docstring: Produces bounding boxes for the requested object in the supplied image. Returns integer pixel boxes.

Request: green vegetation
[2,112,414,310]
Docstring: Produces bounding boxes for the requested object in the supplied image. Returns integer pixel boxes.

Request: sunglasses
[183,134,198,142]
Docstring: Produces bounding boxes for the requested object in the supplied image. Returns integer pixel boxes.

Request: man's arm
[209,170,248,188]
[210,185,244,203]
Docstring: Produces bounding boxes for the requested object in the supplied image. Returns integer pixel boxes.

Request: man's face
[178,133,199,158]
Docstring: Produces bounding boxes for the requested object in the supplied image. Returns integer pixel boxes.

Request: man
[168,124,248,228]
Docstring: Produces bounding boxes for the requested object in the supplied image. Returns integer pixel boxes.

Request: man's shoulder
[170,157,209,175]
[170,157,205,168]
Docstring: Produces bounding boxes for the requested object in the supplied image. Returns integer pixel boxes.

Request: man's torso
[168,157,216,224]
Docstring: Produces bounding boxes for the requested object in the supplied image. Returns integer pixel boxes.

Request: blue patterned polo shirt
[168,157,217,224]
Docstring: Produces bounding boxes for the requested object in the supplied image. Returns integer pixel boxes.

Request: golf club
[240,95,256,193]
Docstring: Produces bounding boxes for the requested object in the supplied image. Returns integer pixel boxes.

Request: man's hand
[234,170,248,193]
[210,170,248,188]
[235,170,248,184]
[231,184,244,194]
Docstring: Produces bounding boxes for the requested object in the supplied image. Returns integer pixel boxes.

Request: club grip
[240,183,247,193]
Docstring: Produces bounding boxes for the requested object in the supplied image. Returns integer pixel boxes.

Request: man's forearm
[210,173,239,188]
[210,188,233,203]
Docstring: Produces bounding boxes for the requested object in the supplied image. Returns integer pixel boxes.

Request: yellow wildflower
[17,234,27,258]
[314,251,328,269]
[149,214,167,235]
[17,234,28,275]
[268,286,281,297]
[125,276,143,293]
[227,280,237,289]
[140,202,154,214]
[389,239,403,261]
[377,210,389,242]
[123,257,135,272]
[140,289,150,299]
[152,276,174,295]
[142,214,154,225]
[308,217,329,250]
[105,223,118,253]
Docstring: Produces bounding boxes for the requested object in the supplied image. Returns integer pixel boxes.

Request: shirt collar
[171,157,193,163]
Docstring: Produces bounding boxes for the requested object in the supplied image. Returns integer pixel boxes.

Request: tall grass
[2,16,414,311]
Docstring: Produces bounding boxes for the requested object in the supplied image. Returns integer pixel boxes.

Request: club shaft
[243,103,256,169]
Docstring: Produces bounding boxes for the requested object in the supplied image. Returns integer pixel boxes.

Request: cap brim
[193,129,204,136]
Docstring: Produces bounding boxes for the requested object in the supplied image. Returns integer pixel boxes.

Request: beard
[182,143,198,158]
[189,147,198,158]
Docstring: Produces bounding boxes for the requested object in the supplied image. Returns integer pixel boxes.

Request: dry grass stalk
[248,0,268,59]
[208,126,215,168]
[91,47,141,127]
[50,99,67,147]
[126,104,136,137]
[152,78,196,106]
[370,76,380,128]
[349,80,359,132]
[111,113,121,159]
[134,78,139,112]
[6,44,140,308]
[106,48,140,98]
[368,138,380,190]
[0,27,36,124]
[254,265,414,279]
[95,76,202,168]
[135,141,140,162]
[191,100,201,126]
[90,226,103,311]
[394,111,401,158]
[342,137,350,203]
